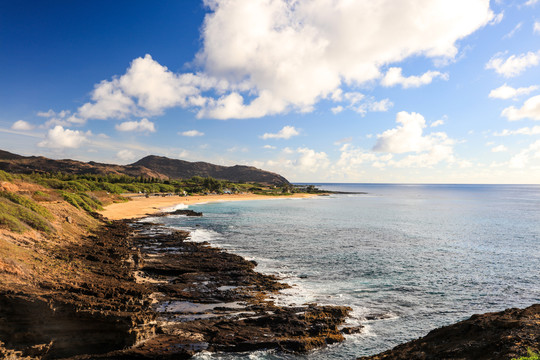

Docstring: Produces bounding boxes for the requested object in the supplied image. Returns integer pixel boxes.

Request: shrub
[514,349,540,360]
[0,191,53,219]
[0,197,53,233]
[61,191,102,212]
[0,170,13,182]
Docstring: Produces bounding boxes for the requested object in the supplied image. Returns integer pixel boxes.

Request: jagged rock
[358,304,540,360]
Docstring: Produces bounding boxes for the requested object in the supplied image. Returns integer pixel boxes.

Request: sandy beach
[98,193,317,220]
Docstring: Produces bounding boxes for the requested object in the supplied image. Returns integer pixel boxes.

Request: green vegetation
[514,349,540,360]
[60,191,103,212]
[0,195,53,233]
[0,170,322,223]
[0,170,13,182]
[0,191,53,219]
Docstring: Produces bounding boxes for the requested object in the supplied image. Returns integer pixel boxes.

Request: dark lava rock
[153,209,203,217]
[342,326,364,334]
[358,304,540,360]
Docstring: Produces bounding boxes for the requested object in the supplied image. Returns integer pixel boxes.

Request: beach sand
[98,193,317,220]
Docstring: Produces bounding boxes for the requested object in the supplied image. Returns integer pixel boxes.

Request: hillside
[132,155,289,185]
[0,150,289,185]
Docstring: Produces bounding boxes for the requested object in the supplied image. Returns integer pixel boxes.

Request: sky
[1,0,540,183]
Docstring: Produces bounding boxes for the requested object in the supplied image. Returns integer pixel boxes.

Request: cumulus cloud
[489,84,539,99]
[196,0,492,118]
[38,126,89,149]
[77,55,214,120]
[180,129,205,137]
[68,1,493,120]
[263,145,276,149]
[115,118,156,132]
[509,140,540,169]
[294,147,330,172]
[37,109,84,127]
[525,0,539,6]
[494,126,540,136]
[117,149,137,161]
[491,145,508,152]
[261,125,299,140]
[486,50,540,77]
[11,120,34,131]
[501,94,540,120]
[381,67,449,88]
[534,22,540,35]
[372,111,455,167]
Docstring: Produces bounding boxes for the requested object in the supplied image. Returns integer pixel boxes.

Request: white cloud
[494,125,540,136]
[180,129,205,137]
[263,144,276,149]
[509,140,540,169]
[115,118,156,132]
[68,1,493,120]
[502,22,522,39]
[366,99,393,113]
[77,55,212,120]
[489,84,539,99]
[331,105,344,114]
[534,22,540,34]
[117,149,137,161]
[261,125,299,140]
[491,145,508,152]
[489,11,504,25]
[501,94,540,120]
[294,147,330,172]
[431,119,445,127]
[334,92,393,115]
[381,67,449,88]
[227,146,248,152]
[486,50,540,77]
[196,0,493,118]
[372,111,455,167]
[38,126,89,149]
[178,150,190,158]
[525,0,539,6]
[11,120,34,131]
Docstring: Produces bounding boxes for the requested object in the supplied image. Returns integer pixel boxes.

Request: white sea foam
[161,203,189,212]
[188,228,222,243]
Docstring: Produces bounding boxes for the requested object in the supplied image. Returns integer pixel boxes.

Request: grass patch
[0,170,13,182]
[0,191,53,219]
[0,197,53,233]
[61,191,102,212]
[514,349,540,360]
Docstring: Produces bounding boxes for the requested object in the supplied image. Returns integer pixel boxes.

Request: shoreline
[98,193,319,220]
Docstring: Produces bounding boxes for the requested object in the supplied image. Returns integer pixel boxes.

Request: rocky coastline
[1,204,538,359]
[1,211,356,359]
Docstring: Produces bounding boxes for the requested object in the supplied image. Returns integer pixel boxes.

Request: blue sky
[1,0,540,183]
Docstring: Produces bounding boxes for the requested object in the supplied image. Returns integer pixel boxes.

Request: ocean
[151,184,540,359]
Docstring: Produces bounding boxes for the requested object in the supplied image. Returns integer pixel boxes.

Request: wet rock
[358,304,540,360]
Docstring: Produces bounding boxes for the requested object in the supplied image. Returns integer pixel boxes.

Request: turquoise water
[154,184,540,359]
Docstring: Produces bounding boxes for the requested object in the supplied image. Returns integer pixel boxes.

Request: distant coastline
[98,192,319,220]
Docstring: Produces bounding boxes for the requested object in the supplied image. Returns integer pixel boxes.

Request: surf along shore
[88,192,358,358]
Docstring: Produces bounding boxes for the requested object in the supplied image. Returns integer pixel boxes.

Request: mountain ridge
[0,150,289,185]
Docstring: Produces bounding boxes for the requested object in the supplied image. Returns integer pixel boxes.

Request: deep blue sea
[152,184,540,359]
